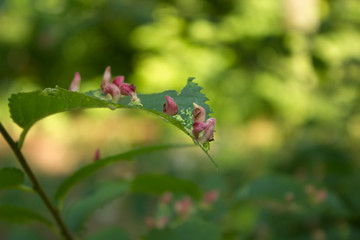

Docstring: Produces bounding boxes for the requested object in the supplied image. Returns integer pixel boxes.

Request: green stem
[18,127,30,149]
[0,122,74,240]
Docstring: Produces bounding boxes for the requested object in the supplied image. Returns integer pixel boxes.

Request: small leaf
[147,219,221,240]
[55,144,193,208]
[0,168,25,190]
[85,227,129,240]
[0,205,52,226]
[65,181,129,231]
[131,174,202,199]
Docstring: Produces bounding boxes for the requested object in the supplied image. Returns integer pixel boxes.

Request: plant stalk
[0,122,74,240]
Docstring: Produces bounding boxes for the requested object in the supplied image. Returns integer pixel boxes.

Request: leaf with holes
[8,78,217,168]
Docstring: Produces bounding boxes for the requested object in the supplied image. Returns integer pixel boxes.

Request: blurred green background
[1,0,360,239]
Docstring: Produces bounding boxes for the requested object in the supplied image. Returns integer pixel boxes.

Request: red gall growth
[163,96,178,116]
[192,103,206,123]
[192,103,216,144]
[69,72,81,92]
[100,66,141,104]
[94,148,101,161]
[104,83,121,101]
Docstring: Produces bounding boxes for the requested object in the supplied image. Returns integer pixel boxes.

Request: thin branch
[0,122,74,240]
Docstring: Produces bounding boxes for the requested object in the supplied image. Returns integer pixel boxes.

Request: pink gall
[101,66,112,91]
[199,118,216,144]
[174,196,192,218]
[120,83,140,103]
[145,217,156,228]
[315,189,327,204]
[203,190,219,205]
[104,83,121,101]
[157,216,169,229]
[163,96,178,116]
[119,83,136,96]
[100,66,142,105]
[112,76,125,88]
[94,148,101,161]
[192,103,206,123]
[192,121,208,139]
[160,192,173,205]
[69,72,81,92]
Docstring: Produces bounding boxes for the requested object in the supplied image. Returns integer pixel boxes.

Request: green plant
[0,67,219,240]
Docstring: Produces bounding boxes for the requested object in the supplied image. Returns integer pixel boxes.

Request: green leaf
[147,219,222,240]
[9,88,112,130]
[8,78,217,168]
[131,174,202,199]
[237,175,306,203]
[85,227,129,240]
[321,191,349,217]
[136,78,212,129]
[55,144,193,209]
[9,78,211,132]
[65,181,129,232]
[0,205,52,226]
[0,168,25,191]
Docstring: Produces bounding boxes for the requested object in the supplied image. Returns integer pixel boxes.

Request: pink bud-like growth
[315,189,327,204]
[104,83,121,101]
[120,83,139,102]
[192,103,216,144]
[163,96,178,116]
[112,76,125,87]
[192,121,208,139]
[160,192,173,205]
[69,72,81,91]
[174,196,192,218]
[101,66,112,91]
[145,217,156,228]
[119,83,136,96]
[157,216,169,229]
[203,190,219,205]
[145,216,169,229]
[192,117,216,143]
[100,66,141,105]
[199,118,216,144]
[193,103,206,123]
[94,148,101,161]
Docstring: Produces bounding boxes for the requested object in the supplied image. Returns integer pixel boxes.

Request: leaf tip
[187,77,196,82]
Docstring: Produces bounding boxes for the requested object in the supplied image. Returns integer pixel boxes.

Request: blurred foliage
[1,0,360,239]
